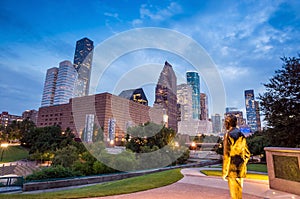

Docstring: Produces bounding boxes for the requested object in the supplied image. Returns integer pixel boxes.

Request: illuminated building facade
[177,84,193,121]
[186,71,200,120]
[54,60,77,105]
[154,61,178,132]
[22,109,38,124]
[200,93,208,120]
[41,67,58,107]
[255,101,262,131]
[211,113,221,134]
[118,88,148,106]
[0,111,22,127]
[245,90,261,132]
[37,92,163,145]
[73,37,94,97]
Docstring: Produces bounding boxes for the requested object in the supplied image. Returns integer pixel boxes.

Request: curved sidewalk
[87,168,300,199]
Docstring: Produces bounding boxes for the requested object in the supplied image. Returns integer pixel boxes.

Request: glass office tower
[186,71,200,120]
[41,67,58,107]
[54,60,78,105]
[73,37,94,97]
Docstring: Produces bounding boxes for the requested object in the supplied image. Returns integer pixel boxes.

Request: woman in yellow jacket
[222,114,250,199]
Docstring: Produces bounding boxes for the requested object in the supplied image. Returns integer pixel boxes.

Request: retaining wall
[23,160,221,192]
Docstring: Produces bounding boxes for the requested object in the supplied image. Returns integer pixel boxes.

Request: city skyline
[1,0,299,117]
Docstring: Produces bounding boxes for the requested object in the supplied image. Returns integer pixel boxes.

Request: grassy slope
[0,169,183,199]
[0,145,29,163]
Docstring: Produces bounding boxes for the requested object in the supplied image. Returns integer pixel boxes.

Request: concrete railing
[264,147,300,195]
[0,162,40,177]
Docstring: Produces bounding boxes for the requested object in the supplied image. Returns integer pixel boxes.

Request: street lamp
[0,143,8,161]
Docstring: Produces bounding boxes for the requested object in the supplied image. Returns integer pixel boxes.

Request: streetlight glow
[0,143,9,161]
[0,143,8,148]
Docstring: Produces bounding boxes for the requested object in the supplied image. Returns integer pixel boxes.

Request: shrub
[92,161,116,174]
[25,165,82,181]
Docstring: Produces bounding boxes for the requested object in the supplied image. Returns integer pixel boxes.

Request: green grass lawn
[207,163,267,173]
[201,163,268,180]
[0,145,29,163]
[0,169,183,199]
[247,164,267,173]
[201,170,268,180]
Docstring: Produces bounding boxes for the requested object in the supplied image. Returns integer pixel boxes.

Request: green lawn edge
[206,164,268,173]
[0,169,183,199]
[201,170,268,180]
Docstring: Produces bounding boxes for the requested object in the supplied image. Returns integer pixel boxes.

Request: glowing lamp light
[110,140,114,145]
[191,142,196,147]
[0,143,8,148]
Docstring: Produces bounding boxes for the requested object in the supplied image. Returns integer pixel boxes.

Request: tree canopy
[259,55,300,147]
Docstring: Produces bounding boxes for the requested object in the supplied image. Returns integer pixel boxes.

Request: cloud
[132,2,182,26]
[218,65,249,81]
[104,12,121,21]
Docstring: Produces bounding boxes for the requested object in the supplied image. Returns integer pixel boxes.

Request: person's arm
[222,132,231,181]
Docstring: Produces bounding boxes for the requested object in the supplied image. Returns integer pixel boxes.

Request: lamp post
[0,143,8,161]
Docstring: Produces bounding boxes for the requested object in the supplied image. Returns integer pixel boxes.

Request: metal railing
[0,176,24,193]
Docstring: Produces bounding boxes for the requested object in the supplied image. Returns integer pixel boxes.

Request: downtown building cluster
[1,37,261,143]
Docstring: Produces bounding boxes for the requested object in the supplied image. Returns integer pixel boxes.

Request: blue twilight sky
[0,0,299,118]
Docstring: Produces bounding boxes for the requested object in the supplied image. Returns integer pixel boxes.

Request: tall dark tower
[245,89,261,132]
[73,37,94,97]
[154,61,178,132]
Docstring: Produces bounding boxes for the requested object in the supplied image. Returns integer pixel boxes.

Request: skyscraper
[154,61,177,131]
[54,60,78,105]
[41,67,58,107]
[200,93,208,120]
[224,109,245,127]
[211,114,221,134]
[186,71,200,120]
[118,88,148,106]
[245,89,260,132]
[73,37,94,97]
[255,101,262,131]
[177,84,193,121]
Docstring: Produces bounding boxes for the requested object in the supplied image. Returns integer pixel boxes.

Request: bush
[25,165,82,181]
[93,161,116,174]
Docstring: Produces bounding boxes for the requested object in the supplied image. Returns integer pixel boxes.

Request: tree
[246,130,270,159]
[52,145,79,168]
[5,119,36,142]
[126,122,176,152]
[259,55,300,147]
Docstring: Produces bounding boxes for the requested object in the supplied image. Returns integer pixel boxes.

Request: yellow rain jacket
[223,128,251,178]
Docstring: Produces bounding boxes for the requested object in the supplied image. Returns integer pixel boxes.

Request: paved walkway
[85,168,300,199]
